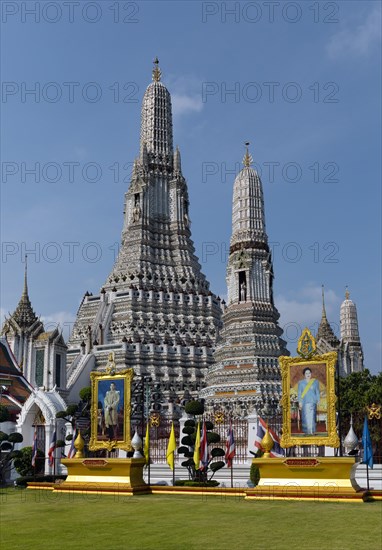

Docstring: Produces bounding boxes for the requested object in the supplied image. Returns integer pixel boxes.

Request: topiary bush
[174,479,220,487]
[249,462,260,487]
[8,433,23,444]
[178,400,225,483]
[185,400,204,416]
[0,405,10,423]
[0,431,24,485]
[79,387,91,402]
[15,474,67,487]
[13,447,44,477]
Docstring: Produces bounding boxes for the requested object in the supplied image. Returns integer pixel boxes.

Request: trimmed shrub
[13,447,44,477]
[206,432,220,444]
[182,426,194,435]
[174,479,220,487]
[211,447,225,458]
[8,433,23,444]
[0,405,9,423]
[250,462,260,487]
[185,400,204,416]
[15,474,67,487]
[79,387,91,402]
[184,420,196,428]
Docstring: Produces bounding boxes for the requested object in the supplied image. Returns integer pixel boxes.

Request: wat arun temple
[1,61,364,458]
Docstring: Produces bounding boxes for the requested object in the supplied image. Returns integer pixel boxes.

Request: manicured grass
[1,489,381,550]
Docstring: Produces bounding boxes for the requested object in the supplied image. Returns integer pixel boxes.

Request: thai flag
[48,430,56,467]
[225,421,235,468]
[31,428,38,467]
[255,417,284,458]
[68,426,76,459]
[200,421,209,471]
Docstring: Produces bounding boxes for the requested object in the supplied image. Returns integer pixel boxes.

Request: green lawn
[1,489,381,550]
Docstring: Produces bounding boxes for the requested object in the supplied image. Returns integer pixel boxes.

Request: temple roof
[0,338,32,412]
[7,261,39,330]
[317,286,340,348]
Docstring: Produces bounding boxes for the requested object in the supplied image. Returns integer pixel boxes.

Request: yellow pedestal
[246,457,365,502]
[54,458,149,496]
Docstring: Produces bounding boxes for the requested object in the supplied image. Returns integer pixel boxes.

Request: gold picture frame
[280,352,339,448]
[89,368,134,452]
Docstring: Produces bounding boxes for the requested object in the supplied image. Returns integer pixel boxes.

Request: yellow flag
[144,422,150,465]
[166,422,177,470]
[193,422,201,470]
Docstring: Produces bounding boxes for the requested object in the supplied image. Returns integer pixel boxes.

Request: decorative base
[246,457,364,501]
[53,458,149,496]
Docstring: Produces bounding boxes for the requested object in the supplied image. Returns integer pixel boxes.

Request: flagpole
[148,450,151,487]
[366,463,370,491]
[53,420,57,476]
[173,452,175,486]
[230,461,233,489]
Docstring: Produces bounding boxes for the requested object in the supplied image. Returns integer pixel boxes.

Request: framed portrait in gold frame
[89,368,134,452]
[280,352,339,448]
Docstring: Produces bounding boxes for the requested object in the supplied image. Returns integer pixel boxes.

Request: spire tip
[152,57,161,82]
[243,142,253,167]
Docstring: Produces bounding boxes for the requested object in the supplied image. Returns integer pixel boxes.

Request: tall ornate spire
[340,288,361,342]
[317,285,339,347]
[67,62,221,403]
[321,284,327,319]
[140,58,173,160]
[229,145,268,303]
[201,143,288,417]
[339,288,364,374]
[23,254,28,297]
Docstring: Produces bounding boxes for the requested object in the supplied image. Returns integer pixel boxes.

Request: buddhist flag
[144,422,150,465]
[193,422,201,469]
[48,430,56,467]
[31,428,38,467]
[362,416,373,469]
[166,422,176,471]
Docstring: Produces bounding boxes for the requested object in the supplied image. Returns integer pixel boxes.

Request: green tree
[338,369,382,451]
[339,370,382,413]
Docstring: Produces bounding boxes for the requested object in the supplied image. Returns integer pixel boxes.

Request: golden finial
[74,430,85,458]
[261,425,274,458]
[243,142,253,167]
[152,57,161,82]
[345,286,350,300]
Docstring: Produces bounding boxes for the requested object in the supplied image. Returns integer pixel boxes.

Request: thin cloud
[167,74,204,117]
[172,94,203,116]
[327,5,381,59]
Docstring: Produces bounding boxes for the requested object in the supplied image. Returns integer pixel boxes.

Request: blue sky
[1,1,381,374]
